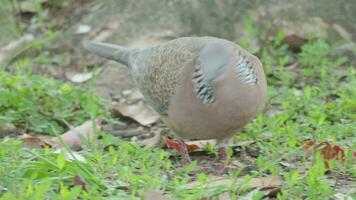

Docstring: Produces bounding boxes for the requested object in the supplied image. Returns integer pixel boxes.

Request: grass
[0,59,106,135]
[0,6,355,200]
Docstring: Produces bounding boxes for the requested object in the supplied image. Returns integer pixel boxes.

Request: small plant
[0,61,106,135]
[299,40,347,81]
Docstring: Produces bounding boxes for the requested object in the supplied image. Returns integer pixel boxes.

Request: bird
[83,37,267,163]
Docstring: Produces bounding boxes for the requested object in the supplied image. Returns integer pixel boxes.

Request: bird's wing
[193,41,231,104]
[131,40,197,115]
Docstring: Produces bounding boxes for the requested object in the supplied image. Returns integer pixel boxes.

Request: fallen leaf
[110,102,160,126]
[283,34,308,52]
[20,134,53,149]
[301,140,356,169]
[164,138,199,152]
[51,118,103,150]
[164,138,255,152]
[122,89,144,103]
[144,189,172,200]
[139,129,164,148]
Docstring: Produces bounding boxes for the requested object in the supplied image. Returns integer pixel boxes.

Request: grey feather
[82,41,133,66]
[193,41,231,104]
[198,41,230,84]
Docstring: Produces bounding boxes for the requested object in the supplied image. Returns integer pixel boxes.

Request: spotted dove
[83,37,267,162]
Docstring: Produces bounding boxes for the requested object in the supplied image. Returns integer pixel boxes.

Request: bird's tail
[82,41,132,66]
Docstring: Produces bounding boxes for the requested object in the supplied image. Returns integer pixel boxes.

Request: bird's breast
[166,63,266,140]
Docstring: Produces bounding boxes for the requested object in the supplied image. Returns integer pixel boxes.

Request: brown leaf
[50,118,103,150]
[164,138,199,152]
[143,189,172,200]
[111,102,160,126]
[301,139,356,169]
[283,34,309,52]
[164,138,255,152]
[20,134,52,149]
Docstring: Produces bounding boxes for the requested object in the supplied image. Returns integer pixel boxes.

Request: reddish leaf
[282,34,309,52]
[301,140,355,169]
[164,138,199,152]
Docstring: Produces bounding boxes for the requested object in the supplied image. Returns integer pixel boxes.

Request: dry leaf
[164,137,255,152]
[20,134,53,149]
[143,189,172,200]
[111,101,160,126]
[283,34,308,52]
[301,140,356,169]
[51,118,103,150]
[122,89,144,102]
[139,129,163,148]
[164,138,199,152]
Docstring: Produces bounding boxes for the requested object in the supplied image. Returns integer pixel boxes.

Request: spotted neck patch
[235,55,257,85]
[193,64,215,104]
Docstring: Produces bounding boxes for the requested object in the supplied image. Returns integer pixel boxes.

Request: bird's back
[130,37,214,115]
